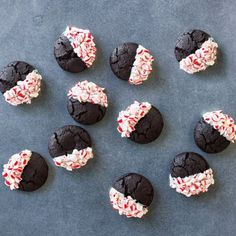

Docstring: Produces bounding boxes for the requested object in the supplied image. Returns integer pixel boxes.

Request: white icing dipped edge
[129,45,154,85]
[67,80,108,108]
[109,187,148,218]
[203,110,236,142]
[179,38,218,74]
[63,26,96,68]
[3,70,42,106]
[117,101,151,138]
[2,150,32,190]
[53,147,93,171]
[169,168,214,197]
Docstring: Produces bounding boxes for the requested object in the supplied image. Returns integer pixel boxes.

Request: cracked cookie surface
[170,152,209,178]
[0,61,35,93]
[129,106,164,144]
[19,152,48,192]
[54,35,87,73]
[194,118,230,153]
[67,99,107,125]
[110,42,138,80]
[113,173,154,206]
[174,29,210,62]
[48,125,92,157]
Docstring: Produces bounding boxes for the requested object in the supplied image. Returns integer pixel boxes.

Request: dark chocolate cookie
[170,152,209,178]
[19,152,48,192]
[54,26,96,73]
[110,42,138,81]
[129,106,164,144]
[112,173,154,206]
[194,118,230,153]
[0,61,34,93]
[175,29,210,62]
[48,125,92,157]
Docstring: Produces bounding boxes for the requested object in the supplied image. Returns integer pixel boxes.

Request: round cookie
[48,125,93,171]
[194,110,235,153]
[117,101,163,144]
[54,26,96,73]
[110,42,154,85]
[2,150,48,192]
[0,61,42,106]
[169,152,214,197]
[67,80,108,125]
[174,29,218,74]
[109,173,154,218]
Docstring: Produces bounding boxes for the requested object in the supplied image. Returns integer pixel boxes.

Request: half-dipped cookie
[54,26,96,73]
[48,125,93,171]
[169,152,214,197]
[117,101,163,144]
[110,42,154,85]
[0,61,42,106]
[109,173,154,218]
[2,150,48,191]
[67,80,108,125]
[194,110,236,153]
[175,29,218,74]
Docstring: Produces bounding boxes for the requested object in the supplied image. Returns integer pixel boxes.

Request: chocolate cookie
[67,80,108,125]
[174,29,218,74]
[109,173,154,218]
[117,101,163,144]
[54,26,96,73]
[0,61,42,106]
[194,111,235,153]
[169,152,214,197]
[110,42,154,85]
[2,150,48,192]
[48,125,94,171]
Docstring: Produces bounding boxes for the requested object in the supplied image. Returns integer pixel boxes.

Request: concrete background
[0,0,235,235]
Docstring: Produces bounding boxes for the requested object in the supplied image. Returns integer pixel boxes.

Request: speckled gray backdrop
[0,0,235,235]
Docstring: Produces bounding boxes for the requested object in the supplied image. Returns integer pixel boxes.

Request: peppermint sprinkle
[53,147,93,171]
[129,45,154,85]
[117,101,151,137]
[109,187,148,218]
[2,150,32,190]
[63,26,96,68]
[203,110,236,142]
[180,38,218,74]
[169,168,214,197]
[67,80,108,108]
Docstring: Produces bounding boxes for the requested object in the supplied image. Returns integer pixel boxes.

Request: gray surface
[0,0,235,235]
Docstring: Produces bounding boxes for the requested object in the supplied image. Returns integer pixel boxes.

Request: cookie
[2,150,48,191]
[54,26,96,73]
[109,173,154,218]
[110,42,154,85]
[117,101,163,144]
[48,125,93,171]
[0,61,42,106]
[174,29,218,74]
[194,110,235,153]
[169,152,214,197]
[67,80,108,125]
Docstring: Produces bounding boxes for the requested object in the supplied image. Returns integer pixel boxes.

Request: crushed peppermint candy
[109,187,148,218]
[129,45,154,85]
[179,38,218,74]
[67,80,108,107]
[2,150,32,190]
[169,168,214,197]
[203,110,236,142]
[3,70,42,106]
[53,147,93,171]
[117,101,151,138]
[63,26,96,68]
